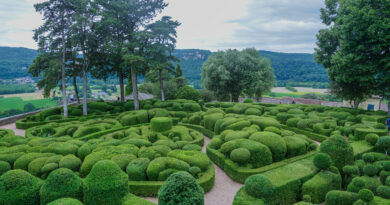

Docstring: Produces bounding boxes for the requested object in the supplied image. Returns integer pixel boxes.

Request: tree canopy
[315,0,390,110]
[201,48,275,102]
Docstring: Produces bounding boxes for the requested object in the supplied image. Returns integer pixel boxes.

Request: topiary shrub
[244,174,275,199]
[158,171,204,205]
[176,86,201,101]
[377,136,390,154]
[320,135,354,170]
[303,195,311,203]
[59,155,82,172]
[376,185,390,199]
[151,117,173,132]
[182,144,202,151]
[47,198,83,205]
[84,160,128,205]
[244,108,261,116]
[283,136,307,158]
[362,153,375,164]
[325,190,359,205]
[28,157,48,177]
[40,168,83,204]
[188,166,201,178]
[146,157,190,181]
[0,169,43,205]
[313,153,332,170]
[302,169,342,203]
[243,98,253,103]
[343,165,360,188]
[126,158,150,181]
[347,177,366,193]
[358,189,373,203]
[360,176,381,194]
[249,132,287,161]
[0,161,11,175]
[363,164,378,177]
[230,148,251,164]
[365,133,379,146]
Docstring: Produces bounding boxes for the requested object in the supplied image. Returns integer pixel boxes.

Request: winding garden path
[0,123,25,136]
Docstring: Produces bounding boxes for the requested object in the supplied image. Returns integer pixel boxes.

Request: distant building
[343,96,382,111]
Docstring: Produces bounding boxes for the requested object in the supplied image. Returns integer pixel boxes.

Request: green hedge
[128,163,215,196]
[280,125,328,142]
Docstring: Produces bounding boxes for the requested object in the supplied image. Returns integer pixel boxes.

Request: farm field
[1,99,390,204]
[271,87,329,94]
[0,97,57,112]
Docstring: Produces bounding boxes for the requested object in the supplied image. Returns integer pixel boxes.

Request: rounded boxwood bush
[362,153,375,163]
[126,158,150,181]
[59,155,82,172]
[176,86,201,101]
[325,190,359,205]
[158,171,204,205]
[363,164,378,177]
[387,176,390,186]
[188,166,201,177]
[365,133,379,146]
[47,198,83,205]
[303,195,311,202]
[320,135,354,170]
[182,144,202,151]
[243,98,253,103]
[0,161,11,175]
[245,108,261,116]
[249,132,287,162]
[358,189,373,203]
[0,169,43,205]
[376,185,390,199]
[347,177,366,193]
[151,117,173,132]
[244,174,275,199]
[83,160,128,205]
[314,153,332,170]
[230,148,251,164]
[40,168,83,204]
[263,127,281,135]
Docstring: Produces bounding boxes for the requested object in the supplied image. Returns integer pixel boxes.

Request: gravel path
[2,123,242,205]
[0,123,25,136]
[144,137,243,205]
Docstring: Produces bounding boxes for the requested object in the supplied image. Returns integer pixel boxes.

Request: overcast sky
[0,0,325,53]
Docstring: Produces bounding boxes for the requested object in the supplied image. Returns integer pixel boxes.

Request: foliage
[158,171,204,205]
[199,90,214,102]
[40,168,83,204]
[201,48,275,101]
[244,174,275,199]
[358,189,374,203]
[313,153,332,170]
[320,135,354,170]
[83,160,128,205]
[176,86,201,101]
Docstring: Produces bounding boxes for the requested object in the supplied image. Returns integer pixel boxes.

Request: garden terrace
[1,100,390,204]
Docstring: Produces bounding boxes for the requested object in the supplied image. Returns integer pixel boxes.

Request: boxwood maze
[2,99,390,205]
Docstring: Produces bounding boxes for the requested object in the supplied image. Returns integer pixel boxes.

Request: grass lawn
[0,97,58,112]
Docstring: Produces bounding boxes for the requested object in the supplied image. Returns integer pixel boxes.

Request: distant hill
[0,47,37,79]
[0,46,328,88]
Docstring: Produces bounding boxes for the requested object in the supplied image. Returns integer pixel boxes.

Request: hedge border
[206,144,318,183]
[280,124,328,142]
[128,163,215,197]
[0,129,15,137]
[179,123,215,138]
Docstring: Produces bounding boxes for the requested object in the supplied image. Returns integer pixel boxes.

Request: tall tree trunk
[73,76,80,104]
[353,100,360,109]
[232,93,240,102]
[159,69,165,101]
[82,66,88,115]
[131,67,139,110]
[379,97,383,111]
[61,31,68,118]
[119,70,125,102]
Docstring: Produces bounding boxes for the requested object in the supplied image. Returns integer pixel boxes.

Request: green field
[0,97,57,112]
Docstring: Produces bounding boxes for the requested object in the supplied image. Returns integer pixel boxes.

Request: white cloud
[0,0,326,53]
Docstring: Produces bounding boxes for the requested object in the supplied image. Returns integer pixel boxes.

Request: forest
[0,47,328,89]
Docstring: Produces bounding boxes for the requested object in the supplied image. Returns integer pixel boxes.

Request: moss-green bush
[376,185,390,199]
[151,117,173,132]
[355,128,387,140]
[249,132,287,161]
[230,148,251,164]
[244,174,275,199]
[59,155,82,172]
[111,154,137,170]
[0,169,43,205]
[176,86,201,101]
[14,152,54,171]
[158,171,204,205]
[40,168,83,205]
[302,169,342,203]
[360,176,381,194]
[347,177,366,193]
[245,108,261,116]
[325,190,359,205]
[126,158,150,181]
[283,136,308,158]
[363,164,378,177]
[182,144,202,151]
[313,153,332,170]
[84,160,128,205]
[47,198,83,205]
[320,135,354,170]
[0,161,11,175]
[146,157,191,181]
[365,133,379,146]
[358,189,373,203]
